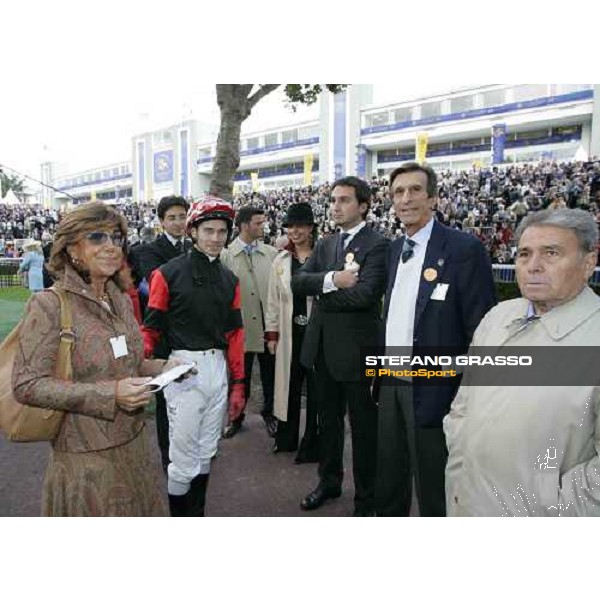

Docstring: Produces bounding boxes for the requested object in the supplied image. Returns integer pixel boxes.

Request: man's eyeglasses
[85,231,126,248]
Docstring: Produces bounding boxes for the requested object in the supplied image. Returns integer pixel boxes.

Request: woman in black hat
[265,203,319,463]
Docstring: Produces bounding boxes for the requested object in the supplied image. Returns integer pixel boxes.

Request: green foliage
[0,170,25,199]
[210,84,348,198]
[283,84,348,110]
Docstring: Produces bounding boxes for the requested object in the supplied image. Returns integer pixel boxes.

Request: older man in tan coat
[445,208,600,516]
[221,206,278,438]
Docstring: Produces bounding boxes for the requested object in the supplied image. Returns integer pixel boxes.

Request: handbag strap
[49,287,74,381]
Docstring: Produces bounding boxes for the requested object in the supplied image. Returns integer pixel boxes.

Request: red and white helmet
[186,196,235,236]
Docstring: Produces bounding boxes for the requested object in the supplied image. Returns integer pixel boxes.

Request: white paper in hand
[146,362,196,392]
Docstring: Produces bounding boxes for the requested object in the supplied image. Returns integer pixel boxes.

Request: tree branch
[247,84,280,111]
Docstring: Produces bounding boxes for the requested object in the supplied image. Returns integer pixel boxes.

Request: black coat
[135,234,192,357]
[137,235,192,282]
[292,225,389,382]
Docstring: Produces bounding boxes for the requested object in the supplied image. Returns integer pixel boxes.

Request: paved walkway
[0,292,356,517]
[0,411,355,517]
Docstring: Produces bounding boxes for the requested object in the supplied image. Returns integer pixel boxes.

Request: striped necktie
[401,238,416,263]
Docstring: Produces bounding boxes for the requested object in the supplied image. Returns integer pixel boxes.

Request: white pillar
[590,85,600,159]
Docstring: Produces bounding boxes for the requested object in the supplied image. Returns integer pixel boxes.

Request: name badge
[110,335,128,358]
[431,283,449,301]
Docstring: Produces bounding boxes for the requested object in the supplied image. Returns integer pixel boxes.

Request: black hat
[282,202,314,227]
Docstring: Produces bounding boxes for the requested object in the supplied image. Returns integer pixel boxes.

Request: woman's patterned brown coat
[12,265,164,453]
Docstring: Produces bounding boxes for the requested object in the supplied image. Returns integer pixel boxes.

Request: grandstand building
[198,84,599,191]
[43,84,600,205]
[361,84,596,175]
[47,119,215,207]
[49,160,133,206]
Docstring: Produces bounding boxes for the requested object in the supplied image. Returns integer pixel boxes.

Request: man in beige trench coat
[444,208,600,516]
[221,206,278,438]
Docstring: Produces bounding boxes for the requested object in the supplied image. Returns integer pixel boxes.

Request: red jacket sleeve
[225,281,244,382]
[126,287,143,325]
[141,269,170,358]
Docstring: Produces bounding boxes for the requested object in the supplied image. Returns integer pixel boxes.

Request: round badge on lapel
[276,265,283,276]
[423,268,438,282]
[344,252,360,273]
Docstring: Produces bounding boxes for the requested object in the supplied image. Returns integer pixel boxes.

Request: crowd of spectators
[2,160,600,264]
[232,160,600,264]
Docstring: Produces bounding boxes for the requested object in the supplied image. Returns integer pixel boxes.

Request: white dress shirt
[386,217,434,349]
[323,221,367,293]
[164,232,184,248]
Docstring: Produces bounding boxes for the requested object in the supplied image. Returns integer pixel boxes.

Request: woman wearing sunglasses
[12,203,177,516]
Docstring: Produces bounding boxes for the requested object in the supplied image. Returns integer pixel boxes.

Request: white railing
[493,264,600,285]
[0,258,24,287]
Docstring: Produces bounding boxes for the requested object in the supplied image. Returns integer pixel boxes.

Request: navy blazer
[384,220,496,427]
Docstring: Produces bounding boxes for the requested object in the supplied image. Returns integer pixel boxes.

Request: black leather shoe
[222,420,242,439]
[273,442,297,454]
[353,508,376,517]
[294,448,319,464]
[300,486,342,511]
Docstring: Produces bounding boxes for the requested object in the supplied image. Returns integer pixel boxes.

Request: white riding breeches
[164,349,228,496]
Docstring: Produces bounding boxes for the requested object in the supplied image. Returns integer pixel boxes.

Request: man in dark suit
[138,197,192,282]
[138,195,192,472]
[292,176,388,516]
[376,162,496,517]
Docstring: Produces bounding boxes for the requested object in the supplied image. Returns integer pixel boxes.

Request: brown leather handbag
[0,288,74,442]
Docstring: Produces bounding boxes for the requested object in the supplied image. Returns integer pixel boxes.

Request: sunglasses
[85,231,126,248]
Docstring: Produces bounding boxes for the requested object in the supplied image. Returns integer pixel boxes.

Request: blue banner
[153,150,173,183]
[491,124,506,164]
[356,144,367,178]
[137,141,145,200]
[333,92,347,178]
[180,130,189,197]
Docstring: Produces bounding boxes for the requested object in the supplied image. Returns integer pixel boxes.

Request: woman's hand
[115,377,153,412]
[267,340,278,355]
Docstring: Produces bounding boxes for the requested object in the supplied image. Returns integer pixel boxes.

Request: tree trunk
[209,84,279,200]
[209,85,251,200]
[209,108,245,199]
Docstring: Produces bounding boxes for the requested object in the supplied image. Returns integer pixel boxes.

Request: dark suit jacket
[384,220,496,427]
[136,234,192,357]
[138,235,192,282]
[292,225,389,382]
